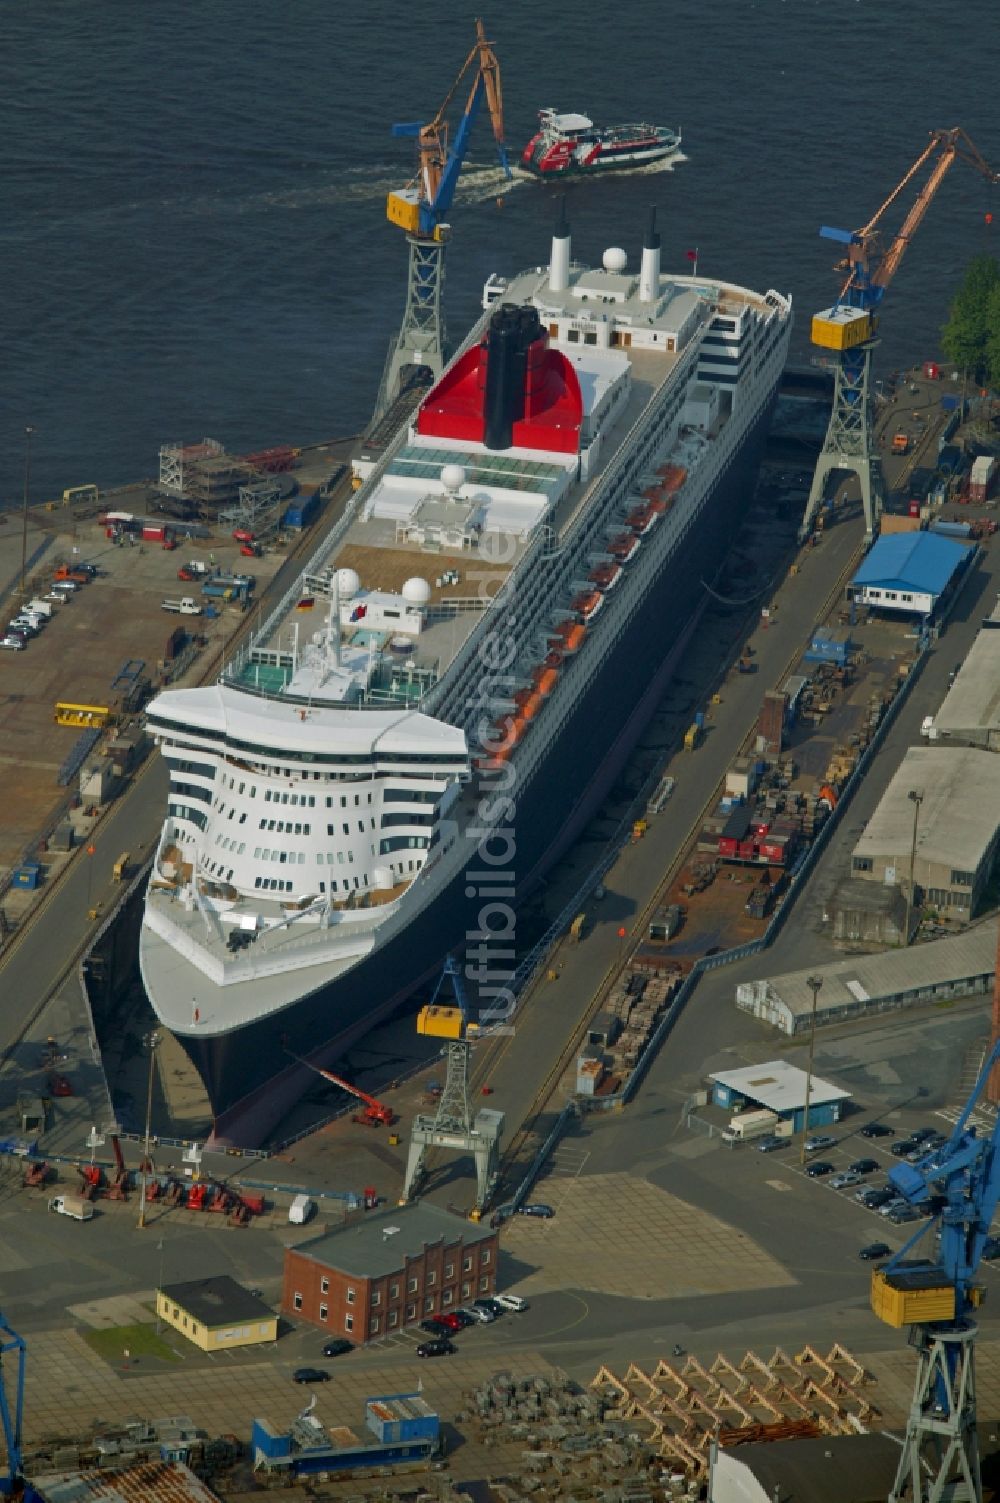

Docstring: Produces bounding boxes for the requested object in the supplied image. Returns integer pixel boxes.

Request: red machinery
[22,1162,49,1188]
[363,1186,378,1210]
[106,1136,130,1201]
[77,1164,102,1200]
[294,1060,397,1127]
[187,1182,208,1211]
[47,1073,73,1097]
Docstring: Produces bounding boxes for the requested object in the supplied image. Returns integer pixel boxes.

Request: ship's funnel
[483,303,544,451]
[549,197,571,293]
[639,207,661,305]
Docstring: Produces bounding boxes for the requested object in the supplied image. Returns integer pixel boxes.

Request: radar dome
[602,246,628,273]
[372,866,394,890]
[402,576,432,606]
[441,463,466,492]
[336,567,360,599]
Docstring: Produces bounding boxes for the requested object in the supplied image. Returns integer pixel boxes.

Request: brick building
[282,1203,498,1344]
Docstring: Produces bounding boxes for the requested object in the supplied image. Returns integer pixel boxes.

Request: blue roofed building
[850,531,974,619]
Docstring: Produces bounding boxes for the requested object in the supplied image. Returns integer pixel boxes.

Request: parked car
[982,1236,1000,1261]
[448,1309,478,1328]
[419,1318,451,1336]
[909,1127,938,1144]
[805,1160,835,1178]
[494,1293,529,1313]
[0,636,25,651]
[849,1159,881,1176]
[518,1203,555,1219]
[437,1312,464,1332]
[457,1304,493,1328]
[804,1135,837,1154]
[829,1170,862,1190]
[878,1198,908,1218]
[473,1297,504,1317]
[860,1122,895,1139]
[417,1339,455,1358]
[293,1367,331,1384]
[756,1135,787,1153]
[859,1241,892,1261]
[887,1205,921,1225]
[891,1139,920,1158]
[858,1186,896,1209]
[321,1339,353,1358]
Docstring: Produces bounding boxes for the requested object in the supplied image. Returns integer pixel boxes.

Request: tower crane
[799,127,998,544]
[869,1038,1000,1502]
[374,17,511,420]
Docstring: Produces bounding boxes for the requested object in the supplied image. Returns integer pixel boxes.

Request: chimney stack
[548,197,571,293]
[639,207,661,305]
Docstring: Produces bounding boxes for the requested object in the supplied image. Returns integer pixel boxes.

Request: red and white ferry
[522,109,681,177]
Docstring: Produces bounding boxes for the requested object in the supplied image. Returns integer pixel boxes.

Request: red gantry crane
[800,127,999,543]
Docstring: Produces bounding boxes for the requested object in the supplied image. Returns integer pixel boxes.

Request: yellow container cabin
[870,1265,956,1329]
[811,305,875,352]
[417,1004,464,1040]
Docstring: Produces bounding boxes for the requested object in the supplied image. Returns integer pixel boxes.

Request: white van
[51,580,78,595]
[48,1194,94,1222]
[26,600,54,618]
[288,1194,315,1225]
[494,1293,529,1312]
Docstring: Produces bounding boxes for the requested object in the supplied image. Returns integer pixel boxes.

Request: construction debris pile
[591,1344,879,1480]
[464,1371,693,1502]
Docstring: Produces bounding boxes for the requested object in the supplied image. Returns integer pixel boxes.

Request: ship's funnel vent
[483,303,545,451]
[549,196,571,293]
[639,207,661,305]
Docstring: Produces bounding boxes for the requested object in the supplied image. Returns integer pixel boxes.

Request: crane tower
[375,17,511,420]
[799,128,998,544]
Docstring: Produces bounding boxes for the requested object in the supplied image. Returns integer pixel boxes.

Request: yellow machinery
[61,484,99,507]
[569,913,586,942]
[112,852,130,882]
[417,1004,464,1040]
[684,723,702,751]
[54,702,114,728]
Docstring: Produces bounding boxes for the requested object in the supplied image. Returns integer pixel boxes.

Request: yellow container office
[811,306,875,351]
[871,1267,955,1329]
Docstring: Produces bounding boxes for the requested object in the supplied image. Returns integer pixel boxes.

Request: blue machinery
[375,17,511,418]
[799,128,998,544]
[0,1313,26,1498]
[871,1039,1000,1501]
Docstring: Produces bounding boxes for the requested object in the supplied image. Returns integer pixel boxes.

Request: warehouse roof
[708,1060,850,1111]
[739,919,996,1025]
[853,745,1000,872]
[158,1275,272,1327]
[713,1432,904,1503]
[295,1202,493,1277]
[851,531,970,596]
[37,1461,221,1502]
[932,627,1000,738]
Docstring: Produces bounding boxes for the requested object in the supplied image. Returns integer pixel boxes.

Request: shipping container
[12,863,42,890]
[281,491,321,530]
[930,520,972,538]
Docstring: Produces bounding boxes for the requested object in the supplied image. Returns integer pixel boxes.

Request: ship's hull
[164,384,782,1146]
[523,136,681,178]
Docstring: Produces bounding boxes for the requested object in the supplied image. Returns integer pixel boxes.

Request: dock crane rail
[871,1038,1000,1501]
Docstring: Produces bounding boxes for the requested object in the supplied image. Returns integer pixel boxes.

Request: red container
[923,361,941,380]
[142,524,165,541]
[738,839,757,861]
[718,836,739,859]
[908,500,921,517]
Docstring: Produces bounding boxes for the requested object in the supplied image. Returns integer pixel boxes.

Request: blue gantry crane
[0,1312,27,1498]
[374,17,512,419]
[799,127,998,544]
[869,1038,1000,1501]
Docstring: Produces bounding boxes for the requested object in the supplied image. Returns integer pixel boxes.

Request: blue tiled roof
[852,532,971,596]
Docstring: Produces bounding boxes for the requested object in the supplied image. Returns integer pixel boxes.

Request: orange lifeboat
[627,503,658,536]
[548,621,587,654]
[571,589,604,623]
[657,463,687,493]
[608,532,641,564]
[589,561,623,592]
[531,664,560,696]
[475,714,522,770]
[543,649,564,670]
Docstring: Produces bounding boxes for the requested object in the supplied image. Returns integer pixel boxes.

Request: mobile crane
[374,17,511,419]
[799,127,998,543]
[290,1056,396,1127]
[870,1037,1000,1501]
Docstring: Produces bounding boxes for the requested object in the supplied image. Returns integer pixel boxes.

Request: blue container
[940,394,962,411]
[12,863,41,890]
[251,1419,291,1460]
[694,711,706,730]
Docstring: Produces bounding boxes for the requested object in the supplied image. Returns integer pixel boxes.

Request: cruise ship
[140,209,793,1145]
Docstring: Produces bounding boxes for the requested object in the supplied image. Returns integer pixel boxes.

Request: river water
[2,0,999,503]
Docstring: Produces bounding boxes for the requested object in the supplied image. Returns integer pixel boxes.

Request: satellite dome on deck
[336,567,360,599]
[441,463,466,492]
[603,246,627,273]
[402,576,432,606]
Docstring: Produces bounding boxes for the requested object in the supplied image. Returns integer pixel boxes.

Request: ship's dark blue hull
[172,388,781,1146]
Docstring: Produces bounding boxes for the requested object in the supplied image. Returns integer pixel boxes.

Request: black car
[448,1309,477,1328]
[887,1205,921,1225]
[419,1318,451,1336]
[473,1297,504,1317]
[910,1127,938,1144]
[518,1203,555,1219]
[416,1338,455,1358]
[858,1187,896,1208]
[859,1241,892,1261]
[848,1158,881,1176]
[860,1122,895,1139]
[891,1139,920,1158]
[805,1159,835,1177]
[982,1236,1000,1261]
[293,1367,331,1384]
[322,1338,353,1358]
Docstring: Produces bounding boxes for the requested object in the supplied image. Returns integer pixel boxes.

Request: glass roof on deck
[388,445,566,498]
